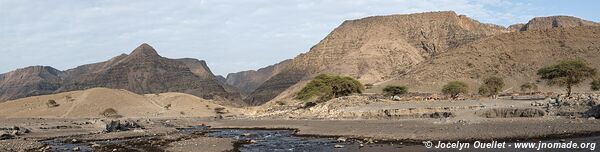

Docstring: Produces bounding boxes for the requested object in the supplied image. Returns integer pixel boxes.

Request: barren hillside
[247,11,508,105]
[378,26,600,94]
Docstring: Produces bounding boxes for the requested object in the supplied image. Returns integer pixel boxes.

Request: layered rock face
[225,59,291,94]
[246,11,508,105]
[382,26,600,93]
[0,44,242,105]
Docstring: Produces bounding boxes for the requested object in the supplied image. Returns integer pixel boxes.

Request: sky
[1,0,599,76]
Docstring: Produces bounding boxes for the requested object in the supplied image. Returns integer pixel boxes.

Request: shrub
[214,107,227,114]
[46,100,59,108]
[592,79,600,91]
[520,82,539,93]
[442,81,469,99]
[164,104,172,110]
[478,77,504,97]
[100,108,122,118]
[295,74,363,102]
[538,60,596,96]
[382,85,408,97]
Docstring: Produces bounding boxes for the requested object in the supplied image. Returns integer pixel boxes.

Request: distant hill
[378,25,600,94]
[224,59,291,95]
[0,44,244,106]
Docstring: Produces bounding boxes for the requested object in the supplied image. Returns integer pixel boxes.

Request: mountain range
[0,44,244,106]
[2,11,599,106]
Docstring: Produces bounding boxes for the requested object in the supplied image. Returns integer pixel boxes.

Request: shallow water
[42,126,600,152]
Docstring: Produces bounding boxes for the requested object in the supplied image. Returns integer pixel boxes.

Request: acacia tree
[537,60,596,96]
[442,81,469,99]
[478,76,504,97]
[296,74,364,102]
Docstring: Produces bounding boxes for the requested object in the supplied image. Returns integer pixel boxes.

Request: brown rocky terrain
[225,59,291,94]
[379,26,600,94]
[0,44,243,106]
[517,16,599,31]
[0,87,242,118]
[247,11,509,105]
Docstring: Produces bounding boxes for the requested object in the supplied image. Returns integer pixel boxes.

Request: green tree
[296,74,364,102]
[592,79,600,91]
[537,60,597,96]
[520,82,539,94]
[442,81,469,99]
[382,85,408,97]
[478,77,505,97]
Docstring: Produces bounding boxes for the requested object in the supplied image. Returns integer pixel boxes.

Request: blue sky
[1,0,598,76]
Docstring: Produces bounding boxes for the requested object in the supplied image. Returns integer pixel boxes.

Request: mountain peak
[520,16,599,31]
[129,43,160,58]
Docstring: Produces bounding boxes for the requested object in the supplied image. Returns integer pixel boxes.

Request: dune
[0,87,239,118]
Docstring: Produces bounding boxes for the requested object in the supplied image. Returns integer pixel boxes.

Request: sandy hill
[377,26,600,94]
[0,87,240,118]
[0,43,243,106]
[246,11,509,105]
[512,16,600,32]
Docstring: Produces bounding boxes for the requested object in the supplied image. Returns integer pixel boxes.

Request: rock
[71,139,78,143]
[337,137,347,142]
[359,144,364,147]
[588,117,596,120]
[334,144,344,148]
[91,143,101,148]
[249,140,257,143]
[0,131,13,140]
[73,147,80,151]
[105,120,141,132]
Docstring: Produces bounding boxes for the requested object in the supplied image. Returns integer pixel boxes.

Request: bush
[592,79,600,91]
[46,100,59,108]
[442,81,469,99]
[478,77,504,97]
[538,60,596,96]
[520,82,538,93]
[100,108,122,118]
[382,85,408,97]
[164,104,172,110]
[295,74,364,102]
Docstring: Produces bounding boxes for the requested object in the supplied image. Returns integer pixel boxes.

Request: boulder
[105,120,141,132]
[0,131,13,140]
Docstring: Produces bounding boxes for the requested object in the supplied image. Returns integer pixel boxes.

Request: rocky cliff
[516,16,599,31]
